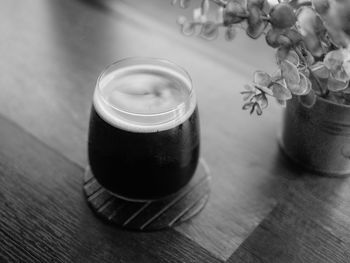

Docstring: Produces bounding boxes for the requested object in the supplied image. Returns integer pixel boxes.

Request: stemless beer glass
[88,58,200,200]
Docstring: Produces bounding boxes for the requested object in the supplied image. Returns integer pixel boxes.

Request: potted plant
[171,0,350,175]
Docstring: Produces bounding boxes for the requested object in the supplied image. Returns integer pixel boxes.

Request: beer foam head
[93,59,196,132]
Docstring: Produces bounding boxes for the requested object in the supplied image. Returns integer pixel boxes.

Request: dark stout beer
[88,58,200,200]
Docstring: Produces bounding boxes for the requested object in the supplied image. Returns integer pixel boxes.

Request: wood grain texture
[1,0,350,262]
[0,0,278,260]
[0,114,221,263]
[228,162,350,263]
[229,202,350,263]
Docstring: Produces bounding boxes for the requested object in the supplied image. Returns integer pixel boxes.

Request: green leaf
[246,6,267,39]
[296,7,318,33]
[312,0,330,15]
[223,1,246,25]
[181,21,196,36]
[309,73,328,95]
[286,73,312,95]
[200,22,219,40]
[250,103,256,114]
[327,78,349,92]
[276,47,289,64]
[332,68,350,83]
[255,103,263,115]
[291,73,310,95]
[305,76,312,94]
[276,48,299,65]
[314,1,350,47]
[280,60,300,85]
[247,3,261,23]
[255,85,273,96]
[327,29,350,49]
[241,91,255,101]
[253,71,271,87]
[242,101,254,110]
[282,29,303,46]
[277,35,292,47]
[244,84,255,91]
[324,50,344,72]
[300,68,310,78]
[302,35,323,58]
[257,93,268,109]
[271,81,292,100]
[269,3,297,29]
[304,49,315,65]
[343,51,350,77]
[285,50,299,66]
[266,28,281,48]
[247,21,267,39]
[296,6,324,57]
[271,69,282,82]
[299,89,316,108]
[310,62,329,78]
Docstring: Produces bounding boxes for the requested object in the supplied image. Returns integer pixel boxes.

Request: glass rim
[96,57,194,118]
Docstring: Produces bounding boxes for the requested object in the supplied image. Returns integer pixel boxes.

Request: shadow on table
[228,147,350,262]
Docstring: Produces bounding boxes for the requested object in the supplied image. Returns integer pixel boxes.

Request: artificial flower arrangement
[172,0,350,115]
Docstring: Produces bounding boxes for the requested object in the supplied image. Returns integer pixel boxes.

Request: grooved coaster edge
[83,159,210,231]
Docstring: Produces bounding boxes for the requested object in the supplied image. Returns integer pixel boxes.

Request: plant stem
[261,15,270,21]
[308,68,329,97]
[294,46,307,66]
[293,46,328,97]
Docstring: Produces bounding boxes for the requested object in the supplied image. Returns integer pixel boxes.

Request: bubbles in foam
[94,64,196,132]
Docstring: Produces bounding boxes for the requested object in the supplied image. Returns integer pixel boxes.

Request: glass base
[83,159,210,231]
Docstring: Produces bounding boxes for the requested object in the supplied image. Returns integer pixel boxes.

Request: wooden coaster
[83,159,210,231]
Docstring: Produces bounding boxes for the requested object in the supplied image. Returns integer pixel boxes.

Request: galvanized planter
[280,96,350,176]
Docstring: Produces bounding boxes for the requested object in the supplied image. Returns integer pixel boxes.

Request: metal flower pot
[280,96,350,176]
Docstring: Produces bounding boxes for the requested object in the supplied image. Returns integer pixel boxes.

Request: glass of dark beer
[88,58,200,201]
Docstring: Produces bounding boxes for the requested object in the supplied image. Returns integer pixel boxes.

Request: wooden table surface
[1,0,350,262]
